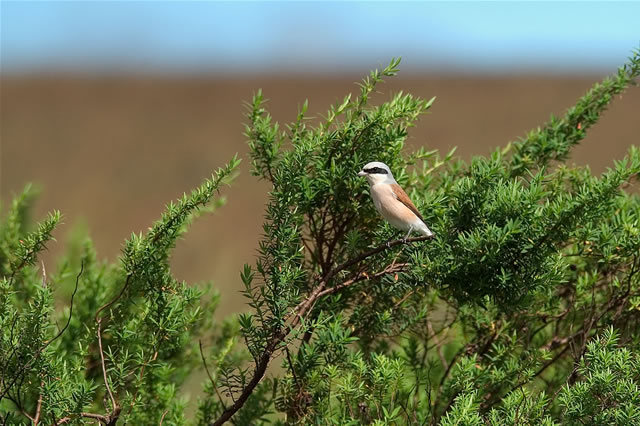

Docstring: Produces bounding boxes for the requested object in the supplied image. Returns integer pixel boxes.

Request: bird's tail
[416,221,434,237]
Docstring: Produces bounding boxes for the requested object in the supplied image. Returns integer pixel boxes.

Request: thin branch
[56,412,109,425]
[285,346,302,391]
[509,345,572,394]
[94,274,132,322]
[315,263,408,299]
[96,317,120,420]
[33,385,43,425]
[426,319,448,371]
[331,235,433,280]
[5,394,34,422]
[159,410,169,426]
[199,340,227,410]
[45,260,83,345]
[40,260,47,288]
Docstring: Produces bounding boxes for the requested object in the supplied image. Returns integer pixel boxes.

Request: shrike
[358,162,433,240]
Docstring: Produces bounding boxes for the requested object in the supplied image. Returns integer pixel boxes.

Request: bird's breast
[370,183,421,230]
[370,184,390,212]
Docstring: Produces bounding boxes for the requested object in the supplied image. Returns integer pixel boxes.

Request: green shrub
[1,51,639,425]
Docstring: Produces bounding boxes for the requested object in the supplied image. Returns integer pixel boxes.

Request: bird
[357,161,434,241]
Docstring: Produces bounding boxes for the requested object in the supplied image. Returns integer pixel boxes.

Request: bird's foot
[402,227,413,244]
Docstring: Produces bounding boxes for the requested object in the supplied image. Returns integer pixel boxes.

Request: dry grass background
[1,74,639,317]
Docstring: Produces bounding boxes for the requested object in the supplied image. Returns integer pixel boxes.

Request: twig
[94,274,132,322]
[509,345,571,394]
[56,412,109,424]
[96,317,119,419]
[41,261,47,288]
[33,385,43,425]
[44,260,83,345]
[285,346,301,391]
[159,410,169,425]
[199,340,227,410]
[426,319,448,371]
[315,263,407,299]
[5,394,34,422]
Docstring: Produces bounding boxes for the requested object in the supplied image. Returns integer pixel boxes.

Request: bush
[1,51,639,425]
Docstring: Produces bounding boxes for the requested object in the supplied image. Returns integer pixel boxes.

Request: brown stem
[33,386,43,425]
[159,410,169,425]
[96,318,120,420]
[56,412,109,425]
[427,319,448,371]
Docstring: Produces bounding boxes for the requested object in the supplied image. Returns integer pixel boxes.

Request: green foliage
[2,50,640,425]
[1,157,240,424]
[222,51,640,425]
[558,328,640,424]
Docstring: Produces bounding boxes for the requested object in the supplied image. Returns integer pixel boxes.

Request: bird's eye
[363,166,388,174]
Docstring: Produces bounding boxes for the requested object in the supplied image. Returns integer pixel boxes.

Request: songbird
[358,161,433,240]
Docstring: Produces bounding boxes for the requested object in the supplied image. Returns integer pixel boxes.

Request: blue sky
[1,1,639,74]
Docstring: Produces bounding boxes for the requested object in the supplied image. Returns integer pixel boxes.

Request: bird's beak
[357,170,367,177]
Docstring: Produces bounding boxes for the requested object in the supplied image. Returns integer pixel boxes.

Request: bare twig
[40,261,47,288]
[56,412,109,425]
[94,274,132,323]
[5,394,34,422]
[45,260,83,345]
[159,410,169,425]
[33,385,43,425]
[96,317,120,420]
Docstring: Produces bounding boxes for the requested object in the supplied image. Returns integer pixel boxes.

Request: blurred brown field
[1,73,639,317]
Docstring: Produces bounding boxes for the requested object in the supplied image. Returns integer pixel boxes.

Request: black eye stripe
[364,167,388,174]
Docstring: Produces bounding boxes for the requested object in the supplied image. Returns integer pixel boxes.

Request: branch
[284,235,433,322]
[94,274,132,322]
[332,235,433,278]
[33,386,43,425]
[56,412,109,425]
[210,234,434,425]
[45,260,83,345]
[159,410,169,426]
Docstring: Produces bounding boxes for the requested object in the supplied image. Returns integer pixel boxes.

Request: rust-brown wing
[390,183,424,222]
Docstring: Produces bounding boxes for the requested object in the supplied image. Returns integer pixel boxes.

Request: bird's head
[357,161,394,185]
